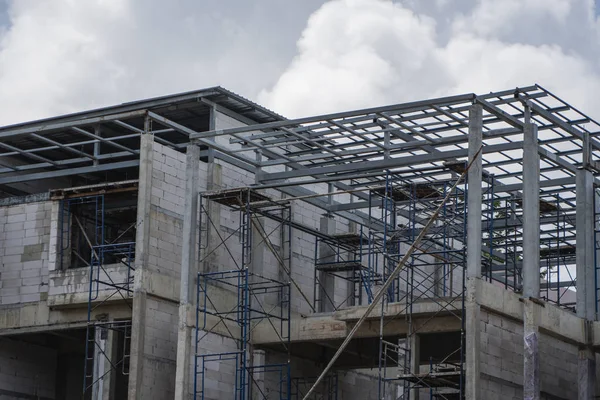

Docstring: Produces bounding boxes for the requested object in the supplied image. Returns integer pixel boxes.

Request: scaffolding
[313,228,378,310]
[54,184,137,398]
[194,188,292,400]
[175,85,600,400]
[364,173,467,399]
[291,374,338,400]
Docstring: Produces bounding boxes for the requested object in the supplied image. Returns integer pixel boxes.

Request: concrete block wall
[539,333,577,398]
[193,331,238,399]
[149,142,187,278]
[0,201,51,305]
[480,310,524,399]
[0,337,56,399]
[138,297,179,399]
[480,309,578,400]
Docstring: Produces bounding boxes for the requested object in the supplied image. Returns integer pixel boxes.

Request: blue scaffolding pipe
[195,189,292,400]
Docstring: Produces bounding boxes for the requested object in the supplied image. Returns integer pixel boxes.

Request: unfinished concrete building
[0,84,599,400]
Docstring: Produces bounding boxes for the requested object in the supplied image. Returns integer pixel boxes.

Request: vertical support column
[522,115,540,400]
[174,144,200,400]
[577,167,595,319]
[465,103,482,400]
[93,125,101,166]
[577,143,596,399]
[202,105,222,273]
[102,323,118,400]
[347,221,357,306]
[409,334,420,400]
[202,163,222,273]
[318,216,336,312]
[251,349,266,400]
[522,122,540,298]
[251,216,266,277]
[93,324,107,400]
[128,120,153,400]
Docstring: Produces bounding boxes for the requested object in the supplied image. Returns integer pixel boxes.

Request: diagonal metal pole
[302,146,483,400]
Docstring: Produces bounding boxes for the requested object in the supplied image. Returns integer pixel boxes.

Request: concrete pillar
[102,326,118,400]
[251,349,266,400]
[579,346,596,400]
[318,216,336,312]
[128,126,153,400]
[174,144,200,400]
[577,168,595,320]
[522,122,540,299]
[202,161,222,273]
[523,300,540,399]
[577,166,597,399]
[93,324,107,400]
[522,119,540,400]
[465,103,482,400]
[409,334,420,400]
[347,220,357,306]
[251,216,266,276]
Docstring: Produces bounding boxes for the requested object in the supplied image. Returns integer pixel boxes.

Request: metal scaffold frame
[54,191,136,397]
[194,188,292,400]
[367,172,468,400]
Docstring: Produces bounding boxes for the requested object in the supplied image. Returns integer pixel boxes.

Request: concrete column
[577,168,595,320]
[174,144,200,400]
[202,161,222,273]
[524,300,540,399]
[102,326,118,400]
[251,349,266,400]
[347,220,357,306]
[251,217,266,276]
[522,119,540,400]
[409,334,420,400]
[522,122,540,299]
[465,103,482,400]
[93,324,107,400]
[577,167,596,399]
[579,345,596,400]
[128,125,153,400]
[318,216,336,312]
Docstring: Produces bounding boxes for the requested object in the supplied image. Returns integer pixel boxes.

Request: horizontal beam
[0,110,148,140]
[0,160,139,184]
[262,142,522,182]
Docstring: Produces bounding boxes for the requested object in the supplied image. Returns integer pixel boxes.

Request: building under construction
[0,84,598,399]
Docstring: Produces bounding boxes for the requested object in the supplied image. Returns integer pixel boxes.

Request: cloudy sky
[0,0,598,124]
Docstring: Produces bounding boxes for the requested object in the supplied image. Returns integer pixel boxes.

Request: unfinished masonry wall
[132,140,190,399]
[480,309,578,400]
[0,200,51,305]
[0,336,56,399]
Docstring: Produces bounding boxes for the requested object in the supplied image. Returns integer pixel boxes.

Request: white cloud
[260,0,600,118]
[0,0,598,124]
[0,0,324,125]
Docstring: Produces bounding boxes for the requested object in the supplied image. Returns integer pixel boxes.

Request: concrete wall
[0,337,56,399]
[480,309,578,400]
[0,201,51,305]
[132,141,189,399]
